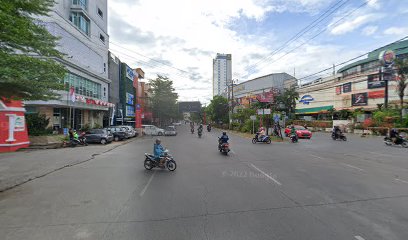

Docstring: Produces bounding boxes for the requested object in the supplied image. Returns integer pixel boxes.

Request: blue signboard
[126,93,134,105]
[126,66,134,80]
[299,95,314,105]
[126,105,135,117]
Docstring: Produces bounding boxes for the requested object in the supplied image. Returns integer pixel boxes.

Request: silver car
[117,125,137,138]
[165,126,177,136]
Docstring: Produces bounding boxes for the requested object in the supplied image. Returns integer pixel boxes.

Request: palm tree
[395,59,408,119]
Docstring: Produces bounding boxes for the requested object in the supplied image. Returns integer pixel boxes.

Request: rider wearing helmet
[259,127,266,141]
[219,132,229,148]
[153,138,165,166]
[390,128,400,144]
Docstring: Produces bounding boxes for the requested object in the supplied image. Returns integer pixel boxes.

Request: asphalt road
[1,125,408,240]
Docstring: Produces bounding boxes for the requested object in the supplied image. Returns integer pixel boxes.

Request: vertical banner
[133,69,142,129]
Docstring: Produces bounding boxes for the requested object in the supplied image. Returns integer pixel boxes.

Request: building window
[97,8,103,18]
[99,34,105,43]
[103,63,106,73]
[69,12,90,35]
[64,73,102,99]
[72,0,87,10]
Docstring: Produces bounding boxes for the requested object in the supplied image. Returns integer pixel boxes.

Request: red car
[284,125,312,139]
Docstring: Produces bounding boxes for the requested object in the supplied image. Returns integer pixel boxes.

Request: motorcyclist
[219,132,229,149]
[258,127,266,141]
[153,138,165,166]
[207,123,211,131]
[73,130,79,140]
[290,125,297,140]
[332,126,342,138]
[198,124,203,132]
[390,128,401,144]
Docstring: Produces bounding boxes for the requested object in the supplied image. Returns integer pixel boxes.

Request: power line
[249,0,375,77]
[244,0,351,75]
[297,35,408,82]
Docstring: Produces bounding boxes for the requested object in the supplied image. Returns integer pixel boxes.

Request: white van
[142,125,165,136]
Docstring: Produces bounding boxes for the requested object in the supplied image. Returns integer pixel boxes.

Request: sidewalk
[0,139,136,192]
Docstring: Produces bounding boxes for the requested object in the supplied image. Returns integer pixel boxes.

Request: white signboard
[257,109,271,115]
[14,116,25,131]
[250,115,256,120]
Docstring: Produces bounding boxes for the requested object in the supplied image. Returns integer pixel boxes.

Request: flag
[69,86,76,103]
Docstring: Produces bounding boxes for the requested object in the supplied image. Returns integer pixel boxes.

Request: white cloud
[362,25,378,36]
[384,27,408,36]
[330,14,380,35]
[367,0,381,9]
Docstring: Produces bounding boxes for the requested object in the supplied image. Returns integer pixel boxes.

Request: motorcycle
[207,125,211,132]
[331,132,347,141]
[289,134,298,143]
[384,136,408,148]
[218,138,230,155]
[252,132,271,144]
[144,149,177,171]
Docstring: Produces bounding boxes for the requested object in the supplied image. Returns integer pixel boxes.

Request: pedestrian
[68,128,74,141]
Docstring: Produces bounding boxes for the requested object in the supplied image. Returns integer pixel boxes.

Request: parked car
[142,125,165,136]
[172,122,182,126]
[106,127,128,141]
[165,126,177,136]
[284,125,312,139]
[84,129,114,144]
[117,125,137,138]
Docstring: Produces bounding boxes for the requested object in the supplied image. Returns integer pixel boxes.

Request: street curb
[0,137,140,193]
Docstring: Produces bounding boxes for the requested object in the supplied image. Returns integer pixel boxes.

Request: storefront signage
[335,86,342,95]
[14,116,25,131]
[126,93,134,105]
[299,95,314,105]
[368,90,385,99]
[75,95,114,107]
[343,82,352,93]
[126,66,134,80]
[352,92,368,106]
[126,105,135,117]
[257,109,271,115]
[367,74,385,89]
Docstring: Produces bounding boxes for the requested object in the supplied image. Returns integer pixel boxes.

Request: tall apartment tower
[25,0,111,130]
[213,53,232,96]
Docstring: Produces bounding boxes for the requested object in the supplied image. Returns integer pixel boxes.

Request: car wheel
[158,132,163,136]
[100,138,107,145]
[114,136,119,141]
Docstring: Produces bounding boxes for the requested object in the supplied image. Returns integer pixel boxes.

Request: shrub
[241,119,259,133]
[362,118,375,129]
[26,113,53,136]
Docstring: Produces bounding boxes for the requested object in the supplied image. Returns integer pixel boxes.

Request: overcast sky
[107,0,408,104]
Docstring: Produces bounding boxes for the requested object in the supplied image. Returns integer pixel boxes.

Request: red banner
[368,90,385,99]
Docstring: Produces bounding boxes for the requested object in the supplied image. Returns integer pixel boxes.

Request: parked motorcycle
[144,149,177,171]
[218,138,230,155]
[252,132,271,144]
[384,137,408,148]
[331,132,347,141]
[290,134,298,143]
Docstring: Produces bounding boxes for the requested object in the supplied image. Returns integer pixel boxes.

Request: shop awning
[295,105,333,114]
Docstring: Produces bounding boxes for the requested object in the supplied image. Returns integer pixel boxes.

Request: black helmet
[222,132,227,135]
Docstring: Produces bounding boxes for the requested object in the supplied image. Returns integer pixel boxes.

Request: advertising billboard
[352,92,368,106]
[343,82,352,93]
[126,93,134,105]
[367,74,385,89]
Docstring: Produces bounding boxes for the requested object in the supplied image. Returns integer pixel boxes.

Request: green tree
[0,0,66,100]
[205,96,228,124]
[275,86,299,118]
[149,75,179,126]
[395,59,408,120]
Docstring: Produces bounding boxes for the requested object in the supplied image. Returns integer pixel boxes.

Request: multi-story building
[24,0,112,130]
[233,73,297,110]
[295,39,408,120]
[213,53,232,96]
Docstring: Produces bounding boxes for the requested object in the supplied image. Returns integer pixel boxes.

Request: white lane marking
[395,178,408,184]
[249,163,282,186]
[139,171,156,197]
[341,163,365,172]
[310,154,323,159]
[355,236,365,240]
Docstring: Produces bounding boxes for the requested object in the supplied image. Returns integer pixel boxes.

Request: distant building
[24,0,112,130]
[233,73,297,110]
[213,53,232,96]
[178,101,202,113]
